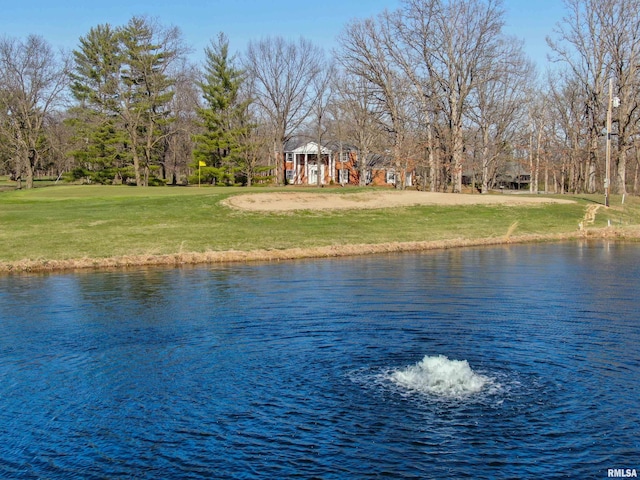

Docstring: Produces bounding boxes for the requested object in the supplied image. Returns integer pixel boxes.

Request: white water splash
[391,355,490,398]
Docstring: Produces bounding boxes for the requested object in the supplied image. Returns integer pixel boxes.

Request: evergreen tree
[69,24,127,182]
[70,17,183,186]
[193,33,251,185]
[119,17,179,186]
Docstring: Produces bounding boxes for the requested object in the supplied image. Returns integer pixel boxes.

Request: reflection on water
[0,241,638,479]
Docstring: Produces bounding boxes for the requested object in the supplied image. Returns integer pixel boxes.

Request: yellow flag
[198,161,206,167]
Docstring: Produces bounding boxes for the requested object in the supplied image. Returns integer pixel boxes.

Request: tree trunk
[26,150,36,190]
[529,132,534,193]
[316,142,322,188]
[277,137,286,186]
[394,140,404,190]
[428,124,437,192]
[359,148,368,186]
[634,146,640,194]
[586,133,598,193]
[452,127,464,193]
[133,150,142,186]
[586,155,597,193]
[481,128,490,194]
[544,160,549,193]
[616,146,627,195]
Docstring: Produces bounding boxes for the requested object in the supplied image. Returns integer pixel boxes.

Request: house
[285,141,335,185]
[496,162,531,190]
[359,153,414,188]
[284,141,414,187]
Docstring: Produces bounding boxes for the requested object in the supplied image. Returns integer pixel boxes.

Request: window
[339,169,349,184]
[386,169,396,184]
[285,170,295,181]
[285,153,293,163]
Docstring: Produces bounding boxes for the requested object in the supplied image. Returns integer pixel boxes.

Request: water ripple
[0,243,638,478]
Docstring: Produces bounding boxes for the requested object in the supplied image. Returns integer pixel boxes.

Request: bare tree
[548,0,607,193]
[468,38,533,193]
[526,92,552,194]
[164,59,199,184]
[43,111,76,179]
[237,122,271,187]
[547,0,640,195]
[386,6,440,191]
[236,72,272,187]
[310,59,336,186]
[547,70,590,193]
[337,13,414,190]
[404,0,506,193]
[339,0,513,193]
[603,0,640,195]
[0,35,69,189]
[244,36,324,185]
[333,73,383,186]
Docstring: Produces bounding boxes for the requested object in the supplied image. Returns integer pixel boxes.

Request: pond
[0,242,638,479]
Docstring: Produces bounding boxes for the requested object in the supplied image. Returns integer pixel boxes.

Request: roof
[286,141,332,155]
[364,153,393,168]
[285,140,360,155]
[283,140,394,169]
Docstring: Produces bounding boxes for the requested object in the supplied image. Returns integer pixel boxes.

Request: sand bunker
[223,190,575,212]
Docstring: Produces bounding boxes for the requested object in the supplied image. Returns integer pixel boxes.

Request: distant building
[284,141,414,187]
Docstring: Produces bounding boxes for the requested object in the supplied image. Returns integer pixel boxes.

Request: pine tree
[70,17,183,186]
[69,24,126,182]
[119,17,179,186]
[193,33,251,185]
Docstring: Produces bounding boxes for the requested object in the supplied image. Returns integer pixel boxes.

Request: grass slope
[1,185,638,272]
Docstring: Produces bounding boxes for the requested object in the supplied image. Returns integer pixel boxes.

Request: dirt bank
[2,227,635,274]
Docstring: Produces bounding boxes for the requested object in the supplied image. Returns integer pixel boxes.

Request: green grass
[0,184,637,265]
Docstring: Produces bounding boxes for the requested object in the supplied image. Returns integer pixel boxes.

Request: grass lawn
[1,184,638,271]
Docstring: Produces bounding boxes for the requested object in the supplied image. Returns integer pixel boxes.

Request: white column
[330,152,335,182]
[293,153,298,184]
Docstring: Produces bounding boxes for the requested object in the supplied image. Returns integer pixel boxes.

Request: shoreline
[1,227,636,275]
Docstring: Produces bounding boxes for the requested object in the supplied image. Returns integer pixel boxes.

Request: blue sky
[2,0,565,68]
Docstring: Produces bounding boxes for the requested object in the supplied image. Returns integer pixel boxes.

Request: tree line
[1,0,639,195]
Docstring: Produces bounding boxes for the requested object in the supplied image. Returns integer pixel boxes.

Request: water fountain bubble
[391,355,490,398]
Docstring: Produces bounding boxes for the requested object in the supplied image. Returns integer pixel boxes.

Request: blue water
[0,242,638,479]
